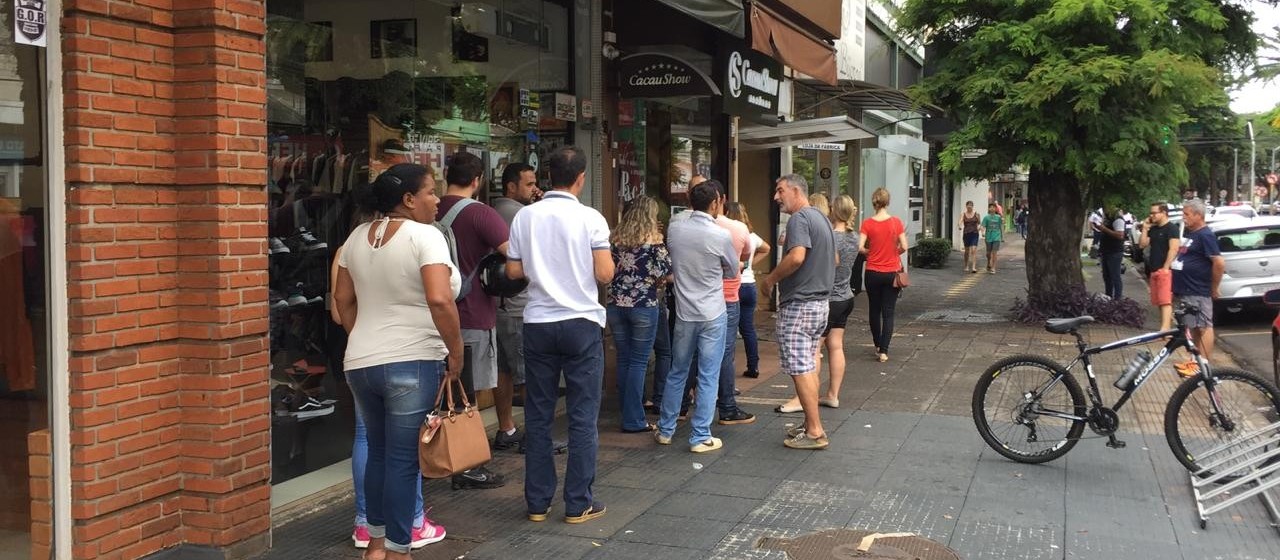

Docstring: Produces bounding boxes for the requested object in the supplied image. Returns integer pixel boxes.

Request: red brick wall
[29,430,52,560]
[62,1,269,558]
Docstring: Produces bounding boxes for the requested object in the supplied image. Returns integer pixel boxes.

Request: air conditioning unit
[454,3,547,50]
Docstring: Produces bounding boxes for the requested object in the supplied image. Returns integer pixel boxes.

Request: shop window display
[265,0,574,485]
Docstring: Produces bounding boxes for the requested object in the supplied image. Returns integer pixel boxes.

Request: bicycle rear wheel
[1165,368,1280,482]
[973,355,1087,464]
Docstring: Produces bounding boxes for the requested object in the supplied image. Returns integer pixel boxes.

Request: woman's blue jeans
[353,409,424,531]
[607,304,660,431]
[738,283,760,373]
[347,360,442,553]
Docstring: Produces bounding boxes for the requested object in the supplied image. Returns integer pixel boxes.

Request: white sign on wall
[14,0,47,47]
[836,0,865,81]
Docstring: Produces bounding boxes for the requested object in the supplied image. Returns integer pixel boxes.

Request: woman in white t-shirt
[333,164,462,560]
[726,202,770,378]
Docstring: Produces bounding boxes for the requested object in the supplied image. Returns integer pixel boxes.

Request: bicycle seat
[1044,316,1095,334]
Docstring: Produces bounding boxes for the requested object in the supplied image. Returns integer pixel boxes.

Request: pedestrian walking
[658,180,738,452]
[1170,199,1224,377]
[960,201,981,273]
[775,194,858,413]
[606,195,671,433]
[506,146,613,524]
[726,202,770,379]
[436,151,509,490]
[1015,204,1029,239]
[333,164,461,558]
[1094,205,1127,299]
[1138,201,1180,331]
[981,203,1004,274]
[759,174,835,450]
[859,187,907,363]
[711,185,756,426]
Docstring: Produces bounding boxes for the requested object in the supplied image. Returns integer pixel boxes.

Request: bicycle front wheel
[1165,368,1280,482]
[973,354,1087,464]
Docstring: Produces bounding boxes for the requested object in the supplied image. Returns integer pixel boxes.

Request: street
[1217,305,1277,386]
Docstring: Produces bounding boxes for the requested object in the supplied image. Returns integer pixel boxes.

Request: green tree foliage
[900,0,1258,297]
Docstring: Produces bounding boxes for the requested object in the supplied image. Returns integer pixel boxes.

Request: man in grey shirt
[490,163,540,450]
[658,180,738,453]
[759,174,835,450]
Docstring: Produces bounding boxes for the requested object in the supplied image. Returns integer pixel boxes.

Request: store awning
[798,79,940,115]
[749,4,836,85]
[654,0,745,38]
[738,115,876,151]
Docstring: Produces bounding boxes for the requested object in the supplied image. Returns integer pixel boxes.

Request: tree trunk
[1026,169,1085,298]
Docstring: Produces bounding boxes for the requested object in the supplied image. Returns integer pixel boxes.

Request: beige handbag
[419,377,491,479]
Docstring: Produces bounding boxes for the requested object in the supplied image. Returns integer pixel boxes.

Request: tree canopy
[901,0,1256,188]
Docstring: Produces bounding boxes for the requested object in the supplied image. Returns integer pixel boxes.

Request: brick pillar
[62,1,269,558]
[29,430,52,560]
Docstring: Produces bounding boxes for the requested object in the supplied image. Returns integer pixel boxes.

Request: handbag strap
[432,376,473,413]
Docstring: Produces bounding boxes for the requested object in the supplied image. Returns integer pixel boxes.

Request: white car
[1212,205,1259,220]
[1210,217,1280,312]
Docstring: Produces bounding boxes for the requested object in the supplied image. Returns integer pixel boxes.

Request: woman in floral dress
[606,196,672,433]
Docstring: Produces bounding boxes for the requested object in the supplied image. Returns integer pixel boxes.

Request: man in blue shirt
[658,180,739,453]
[1170,199,1225,377]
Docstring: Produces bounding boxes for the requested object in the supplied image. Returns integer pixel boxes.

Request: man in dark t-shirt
[1170,200,1224,377]
[1139,202,1180,330]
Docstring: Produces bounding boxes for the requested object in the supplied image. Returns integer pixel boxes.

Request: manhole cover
[915,310,1002,324]
[759,529,961,560]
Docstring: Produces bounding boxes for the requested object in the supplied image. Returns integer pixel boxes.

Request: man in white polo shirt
[506,146,613,525]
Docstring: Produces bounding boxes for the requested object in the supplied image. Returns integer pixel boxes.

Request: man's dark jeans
[1101,250,1124,300]
[523,318,602,517]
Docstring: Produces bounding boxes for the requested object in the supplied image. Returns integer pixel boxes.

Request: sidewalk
[256,238,1280,560]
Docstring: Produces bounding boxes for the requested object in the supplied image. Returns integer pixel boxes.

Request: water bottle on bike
[1113,350,1153,390]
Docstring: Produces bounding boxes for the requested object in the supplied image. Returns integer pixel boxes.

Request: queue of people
[330,145,915,558]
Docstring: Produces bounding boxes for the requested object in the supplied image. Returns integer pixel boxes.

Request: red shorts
[1149,269,1172,306]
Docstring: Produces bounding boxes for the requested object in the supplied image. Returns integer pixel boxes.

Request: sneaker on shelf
[493,427,524,450]
[269,237,291,255]
[269,291,289,310]
[292,396,335,419]
[410,519,446,549]
[352,525,370,549]
[451,466,506,490]
[293,227,328,251]
[286,283,308,306]
[306,294,325,305]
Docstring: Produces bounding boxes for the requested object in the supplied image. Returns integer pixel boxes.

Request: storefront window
[265,0,574,486]
[616,97,717,220]
[0,0,50,556]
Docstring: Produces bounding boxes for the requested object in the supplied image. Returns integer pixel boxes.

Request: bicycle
[972,303,1280,482]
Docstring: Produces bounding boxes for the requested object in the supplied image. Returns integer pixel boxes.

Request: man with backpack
[436,151,510,490]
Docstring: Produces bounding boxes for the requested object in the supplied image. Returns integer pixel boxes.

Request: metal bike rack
[1189,420,1280,531]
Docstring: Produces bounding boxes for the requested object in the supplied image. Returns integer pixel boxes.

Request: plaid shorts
[776,300,829,375]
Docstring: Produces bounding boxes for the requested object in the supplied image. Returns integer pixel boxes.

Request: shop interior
[0,1,49,556]
[265,0,574,496]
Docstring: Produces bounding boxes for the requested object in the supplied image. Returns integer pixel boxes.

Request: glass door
[0,0,50,558]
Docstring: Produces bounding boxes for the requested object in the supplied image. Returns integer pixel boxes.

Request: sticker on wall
[15,0,47,47]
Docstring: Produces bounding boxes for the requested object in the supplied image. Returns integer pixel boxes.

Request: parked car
[1265,288,1280,386]
[1209,217,1280,313]
[1212,205,1259,220]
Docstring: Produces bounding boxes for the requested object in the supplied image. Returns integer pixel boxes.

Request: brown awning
[749,3,837,85]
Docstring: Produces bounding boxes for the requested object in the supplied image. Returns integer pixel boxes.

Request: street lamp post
[1233,147,1239,204]
[1247,121,1255,206]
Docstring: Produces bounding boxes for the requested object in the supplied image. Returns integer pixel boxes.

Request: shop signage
[554,93,577,122]
[580,99,594,120]
[14,0,46,47]
[618,52,720,99]
[721,45,782,119]
[798,143,844,151]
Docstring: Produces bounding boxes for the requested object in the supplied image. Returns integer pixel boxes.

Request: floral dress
[607,243,671,308]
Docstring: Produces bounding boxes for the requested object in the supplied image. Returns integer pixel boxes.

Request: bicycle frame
[1031,324,1206,424]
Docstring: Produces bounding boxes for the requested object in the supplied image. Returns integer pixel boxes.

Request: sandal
[774,403,803,414]
[621,422,657,434]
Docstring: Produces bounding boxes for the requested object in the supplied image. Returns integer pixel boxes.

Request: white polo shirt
[508,190,611,326]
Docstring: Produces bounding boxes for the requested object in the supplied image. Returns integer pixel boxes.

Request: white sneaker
[690,437,723,453]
